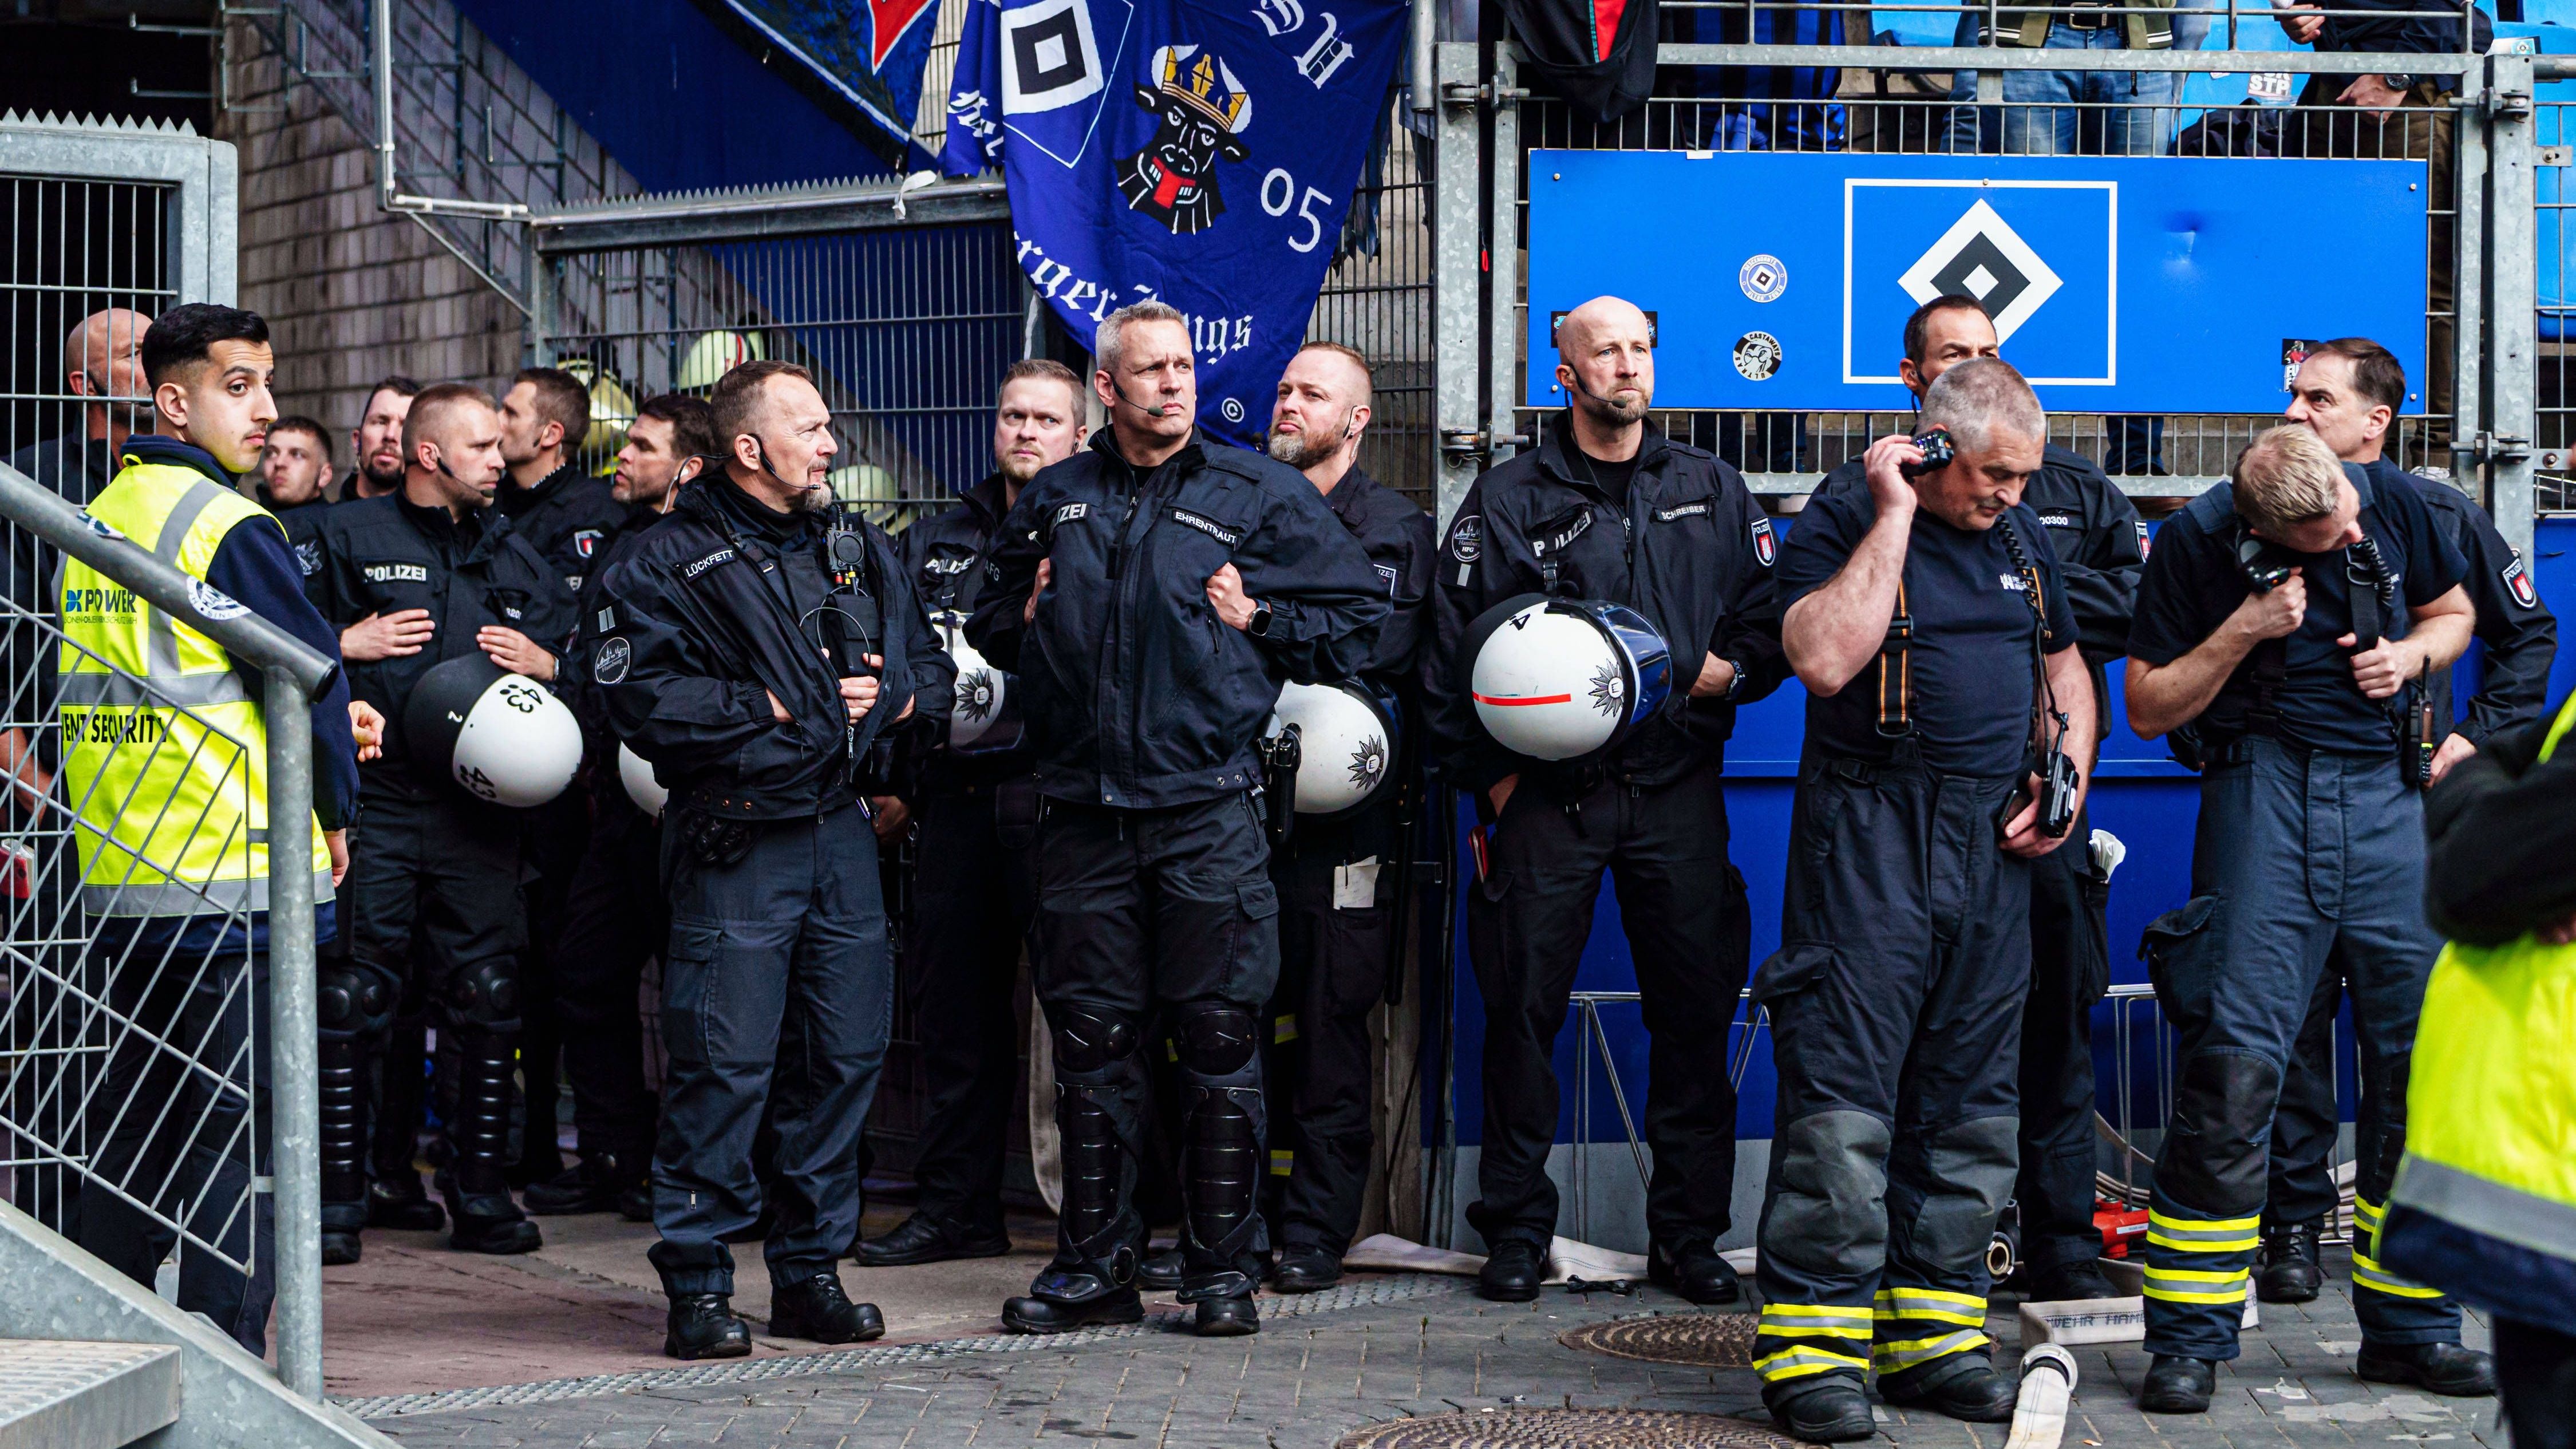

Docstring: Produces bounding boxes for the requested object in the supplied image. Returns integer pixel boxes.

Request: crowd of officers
[38,290,2563,1442]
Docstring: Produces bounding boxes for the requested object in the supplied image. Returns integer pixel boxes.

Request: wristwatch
[1249,601,1274,638]
[1721,657,1748,701]
[2382,73,2417,92]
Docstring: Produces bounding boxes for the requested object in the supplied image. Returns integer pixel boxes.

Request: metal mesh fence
[2532,89,2576,509]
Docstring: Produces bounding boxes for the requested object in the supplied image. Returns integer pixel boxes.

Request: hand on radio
[2229,568,2307,641]
[1862,433,1925,519]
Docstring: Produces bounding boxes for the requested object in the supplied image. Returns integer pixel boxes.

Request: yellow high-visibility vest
[2387,692,2576,1274]
[57,452,331,917]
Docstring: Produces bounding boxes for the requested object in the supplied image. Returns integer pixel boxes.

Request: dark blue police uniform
[592,475,950,1306]
[2129,462,2467,1361]
[966,430,1385,1320]
[2263,459,2556,1265]
[1753,485,2074,1410]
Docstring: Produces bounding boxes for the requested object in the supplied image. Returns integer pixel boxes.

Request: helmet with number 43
[402,653,583,808]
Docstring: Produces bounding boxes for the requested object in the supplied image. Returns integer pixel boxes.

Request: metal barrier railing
[0,461,335,1397]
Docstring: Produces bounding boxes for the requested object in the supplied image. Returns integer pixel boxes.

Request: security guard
[1259,343,1434,1292]
[497,366,630,1186]
[60,302,362,1354]
[2125,424,2488,1412]
[855,360,1085,1267]
[2262,338,2557,1303]
[1761,360,2093,1441]
[303,383,575,1263]
[526,393,715,1218]
[966,300,1386,1339]
[1425,296,1783,1308]
[2385,689,2576,1443]
[592,360,950,1360]
[1822,295,2144,1304]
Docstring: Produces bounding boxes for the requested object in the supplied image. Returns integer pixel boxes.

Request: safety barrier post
[2494,52,2541,559]
[264,666,323,1401]
[1432,40,1484,528]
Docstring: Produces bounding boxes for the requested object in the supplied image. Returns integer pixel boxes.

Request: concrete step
[0,1343,180,1449]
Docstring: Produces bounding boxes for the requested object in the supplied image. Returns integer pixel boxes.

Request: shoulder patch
[1052,501,1089,528]
[1751,515,1776,567]
[593,634,632,685]
[2504,553,2539,609]
[1449,514,1482,564]
[2135,520,2152,560]
[572,528,603,560]
[186,578,250,621]
[294,539,323,577]
[682,548,735,580]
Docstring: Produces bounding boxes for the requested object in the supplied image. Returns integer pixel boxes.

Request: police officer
[1759,360,2094,1440]
[1823,295,2144,1304]
[2125,424,2490,1412]
[1259,343,1434,1292]
[526,393,716,1218]
[966,300,1386,1339]
[592,360,950,1360]
[855,360,1085,1266]
[304,383,576,1262]
[252,415,335,523]
[496,366,631,1186]
[1425,295,1783,1308]
[2257,338,2558,1302]
[343,377,419,503]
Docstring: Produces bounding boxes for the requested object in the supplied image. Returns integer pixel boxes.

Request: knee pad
[1184,1085,1263,1260]
[2158,1048,2282,1215]
[442,958,521,1032]
[1899,1116,2020,1273]
[318,962,398,1041]
[1174,1003,1259,1083]
[1057,1085,1131,1253]
[1049,1005,1139,1077]
[1763,1110,1892,1281]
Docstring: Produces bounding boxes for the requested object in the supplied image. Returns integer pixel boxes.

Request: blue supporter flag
[943,0,1406,445]
[711,0,946,163]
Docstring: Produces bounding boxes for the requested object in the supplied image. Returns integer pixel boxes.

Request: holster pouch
[994,773,1041,851]
[679,809,756,867]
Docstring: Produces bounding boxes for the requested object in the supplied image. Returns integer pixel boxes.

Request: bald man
[1424,295,1785,1308]
[6,308,153,503]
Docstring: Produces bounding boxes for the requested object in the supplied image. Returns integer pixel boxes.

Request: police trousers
[904,776,1040,1237]
[647,803,891,1296]
[552,795,665,1168]
[344,786,528,1039]
[1465,762,1751,1253]
[1262,793,1402,1258]
[2139,738,2458,1360]
[2266,956,2352,1230]
[2021,806,2112,1276]
[1753,748,2028,1401]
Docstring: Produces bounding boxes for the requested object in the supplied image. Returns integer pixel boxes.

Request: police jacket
[1321,466,1437,703]
[2385,458,2558,747]
[1823,440,2142,732]
[965,429,1389,811]
[592,472,952,823]
[902,472,1035,792]
[500,462,628,595]
[1427,419,1787,793]
[564,500,670,756]
[302,493,576,798]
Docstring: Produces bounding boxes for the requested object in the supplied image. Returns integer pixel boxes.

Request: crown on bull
[1157,47,1249,131]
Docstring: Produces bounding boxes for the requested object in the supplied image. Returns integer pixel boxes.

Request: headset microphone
[752,436,827,492]
[1112,380,1176,418]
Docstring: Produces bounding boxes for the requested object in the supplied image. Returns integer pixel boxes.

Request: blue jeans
[1943,20,2182,157]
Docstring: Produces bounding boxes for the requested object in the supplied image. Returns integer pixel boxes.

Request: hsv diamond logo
[1897,199,2063,344]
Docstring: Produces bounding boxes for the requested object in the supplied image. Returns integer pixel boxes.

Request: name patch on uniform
[1169,508,1242,547]
[594,635,632,685]
[572,528,603,560]
[1374,562,1399,595]
[2505,554,2539,608]
[682,548,734,579]
[1654,502,1710,522]
[1531,510,1591,558]
[1052,502,1089,527]
[294,540,323,577]
[2038,512,2075,528]
[1751,516,1776,567]
[926,552,974,575]
[363,563,429,584]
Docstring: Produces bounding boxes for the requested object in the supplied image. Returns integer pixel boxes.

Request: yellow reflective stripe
[2146,1266,2251,1284]
[2352,1251,2448,1300]
[2148,1209,2261,1232]
[1871,1304,1985,1327]
[1873,1286,1985,1311]
[1759,1304,1874,1326]
[1871,1329,1990,1369]
[2539,690,2576,763]
[2143,1265,2251,1304]
[2147,1227,2259,1253]
[1756,1322,1873,1340]
[1752,1346,1870,1382]
[2354,1198,2386,1229]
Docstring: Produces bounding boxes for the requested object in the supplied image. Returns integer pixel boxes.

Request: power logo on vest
[62,586,139,617]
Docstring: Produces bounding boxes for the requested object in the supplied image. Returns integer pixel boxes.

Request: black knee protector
[319,1036,367,1205]
[318,962,398,1043]
[442,957,521,1033]
[2159,1049,2282,1215]
[1050,1004,1139,1079]
[449,1028,519,1182]
[1174,1002,1260,1086]
[1182,1084,1266,1272]
[1057,1084,1136,1261]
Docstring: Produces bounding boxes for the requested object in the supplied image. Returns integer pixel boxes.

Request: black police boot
[1878,1355,2018,1423]
[1271,1243,1342,1294]
[1194,1295,1259,1336]
[1008,1078,1149,1334]
[321,1202,365,1267]
[768,1270,886,1344]
[526,1152,639,1215]
[2255,1219,2324,1304]
[1477,1238,1545,1302]
[855,1211,1014,1266]
[665,1293,752,1361]
[366,1174,447,1231]
[1767,1379,1875,1444]
[2026,1258,2121,1301]
[1136,1247,1184,1291]
[618,1179,655,1223]
[1647,1241,1741,1305]
[2356,1340,2498,1397]
[440,1033,542,1255]
[2139,1355,2217,1414]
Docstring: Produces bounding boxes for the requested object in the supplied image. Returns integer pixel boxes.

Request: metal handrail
[0,460,334,1399]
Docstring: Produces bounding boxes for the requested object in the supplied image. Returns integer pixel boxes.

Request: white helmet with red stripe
[1461,594,1672,761]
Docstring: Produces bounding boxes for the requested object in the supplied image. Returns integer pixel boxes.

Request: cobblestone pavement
[358,1246,2505,1448]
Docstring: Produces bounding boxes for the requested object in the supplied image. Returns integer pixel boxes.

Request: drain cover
[1337,1409,1798,1448]
[1558,1312,1760,1367]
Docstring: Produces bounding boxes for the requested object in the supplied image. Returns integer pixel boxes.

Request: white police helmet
[1264,681,1396,816]
[618,743,667,819]
[1461,595,1672,761]
[402,653,583,808]
[939,614,1024,754]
